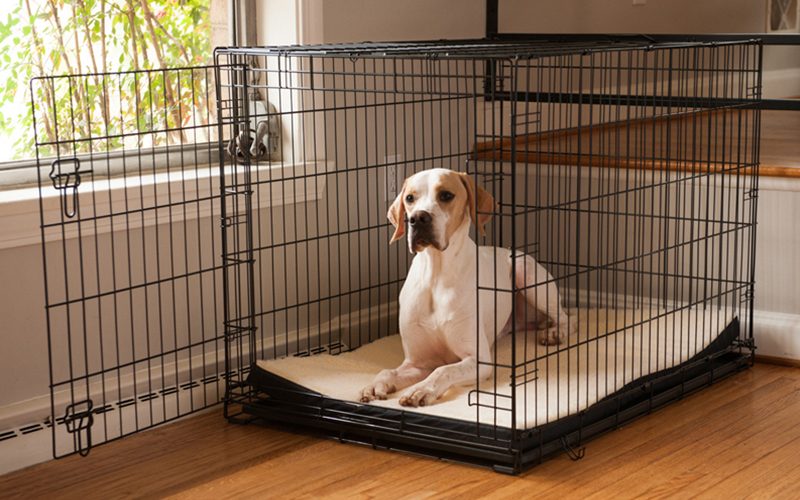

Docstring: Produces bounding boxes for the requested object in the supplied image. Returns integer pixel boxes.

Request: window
[0,0,232,185]
[768,0,800,33]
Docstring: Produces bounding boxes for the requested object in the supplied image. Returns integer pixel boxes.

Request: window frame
[0,0,257,189]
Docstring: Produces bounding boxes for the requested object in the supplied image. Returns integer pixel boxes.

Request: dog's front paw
[399,385,437,407]
[359,382,393,403]
[537,327,564,346]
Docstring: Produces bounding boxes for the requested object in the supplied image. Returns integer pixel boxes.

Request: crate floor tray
[249,307,738,431]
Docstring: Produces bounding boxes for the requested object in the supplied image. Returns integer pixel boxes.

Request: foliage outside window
[0,0,213,162]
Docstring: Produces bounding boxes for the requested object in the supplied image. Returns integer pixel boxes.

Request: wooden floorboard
[1,363,798,499]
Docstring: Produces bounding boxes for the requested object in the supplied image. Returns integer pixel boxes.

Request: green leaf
[0,0,213,160]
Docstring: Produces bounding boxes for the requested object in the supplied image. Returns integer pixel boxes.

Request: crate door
[32,66,236,457]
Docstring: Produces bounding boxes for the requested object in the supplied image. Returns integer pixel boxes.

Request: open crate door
[31,63,252,457]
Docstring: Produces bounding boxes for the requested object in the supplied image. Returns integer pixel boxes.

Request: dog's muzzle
[408,210,441,252]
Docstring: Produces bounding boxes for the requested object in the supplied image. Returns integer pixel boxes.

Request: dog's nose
[408,211,432,226]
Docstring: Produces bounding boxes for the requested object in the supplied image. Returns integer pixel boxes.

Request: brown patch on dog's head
[458,172,496,237]
[387,179,408,243]
[432,172,471,245]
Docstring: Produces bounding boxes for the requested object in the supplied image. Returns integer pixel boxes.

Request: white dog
[359,168,571,407]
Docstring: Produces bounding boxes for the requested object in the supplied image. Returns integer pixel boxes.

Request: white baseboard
[0,299,399,474]
[2,301,791,474]
[753,310,800,360]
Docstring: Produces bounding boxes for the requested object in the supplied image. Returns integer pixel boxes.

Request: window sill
[0,161,329,251]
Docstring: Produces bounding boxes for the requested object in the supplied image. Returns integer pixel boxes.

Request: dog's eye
[438,191,454,202]
[405,194,414,203]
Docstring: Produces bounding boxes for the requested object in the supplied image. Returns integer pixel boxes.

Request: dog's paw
[359,382,393,403]
[537,327,563,346]
[537,318,554,330]
[399,385,437,407]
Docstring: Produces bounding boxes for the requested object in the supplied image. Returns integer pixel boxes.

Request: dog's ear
[387,181,407,244]
[459,172,496,237]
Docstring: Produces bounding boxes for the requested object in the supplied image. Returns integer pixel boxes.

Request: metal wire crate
[214,39,760,472]
[27,35,761,471]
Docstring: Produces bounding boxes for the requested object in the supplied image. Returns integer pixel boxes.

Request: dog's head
[387,168,495,253]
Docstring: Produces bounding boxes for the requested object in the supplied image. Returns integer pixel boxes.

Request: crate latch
[64,399,94,457]
[49,158,85,218]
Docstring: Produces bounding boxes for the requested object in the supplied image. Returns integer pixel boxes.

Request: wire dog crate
[28,35,763,472]
[215,39,761,473]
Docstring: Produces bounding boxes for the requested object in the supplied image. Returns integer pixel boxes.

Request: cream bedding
[256,307,733,429]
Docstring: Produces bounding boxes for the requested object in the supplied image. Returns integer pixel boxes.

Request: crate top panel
[214,37,760,60]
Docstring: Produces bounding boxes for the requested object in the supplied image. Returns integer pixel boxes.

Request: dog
[359,168,571,407]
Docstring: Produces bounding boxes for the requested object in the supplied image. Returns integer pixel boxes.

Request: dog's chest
[398,246,515,339]
[399,274,469,332]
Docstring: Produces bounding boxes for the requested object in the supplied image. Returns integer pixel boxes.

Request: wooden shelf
[474,109,800,179]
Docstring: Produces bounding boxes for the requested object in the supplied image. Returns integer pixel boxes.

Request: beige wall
[0,245,49,408]
[499,0,798,72]
[318,0,485,42]
[502,0,769,33]
[313,0,798,83]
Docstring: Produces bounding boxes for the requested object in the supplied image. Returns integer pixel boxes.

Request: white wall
[752,178,800,359]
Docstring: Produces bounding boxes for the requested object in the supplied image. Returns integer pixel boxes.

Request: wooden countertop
[474,108,800,178]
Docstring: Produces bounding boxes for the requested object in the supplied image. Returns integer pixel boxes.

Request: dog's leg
[537,289,572,345]
[398,356,492,407]
[360,361,431,403]
[514,254,572,345]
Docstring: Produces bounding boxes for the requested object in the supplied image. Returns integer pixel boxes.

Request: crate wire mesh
[32,65,233,457]
[31,38,760,470]
[216,39,760,471]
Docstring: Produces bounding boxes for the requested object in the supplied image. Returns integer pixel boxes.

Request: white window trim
[0,160,330,251]
[0,143,218,188]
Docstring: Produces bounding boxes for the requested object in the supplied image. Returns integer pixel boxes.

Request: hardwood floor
[1,363,799,499]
